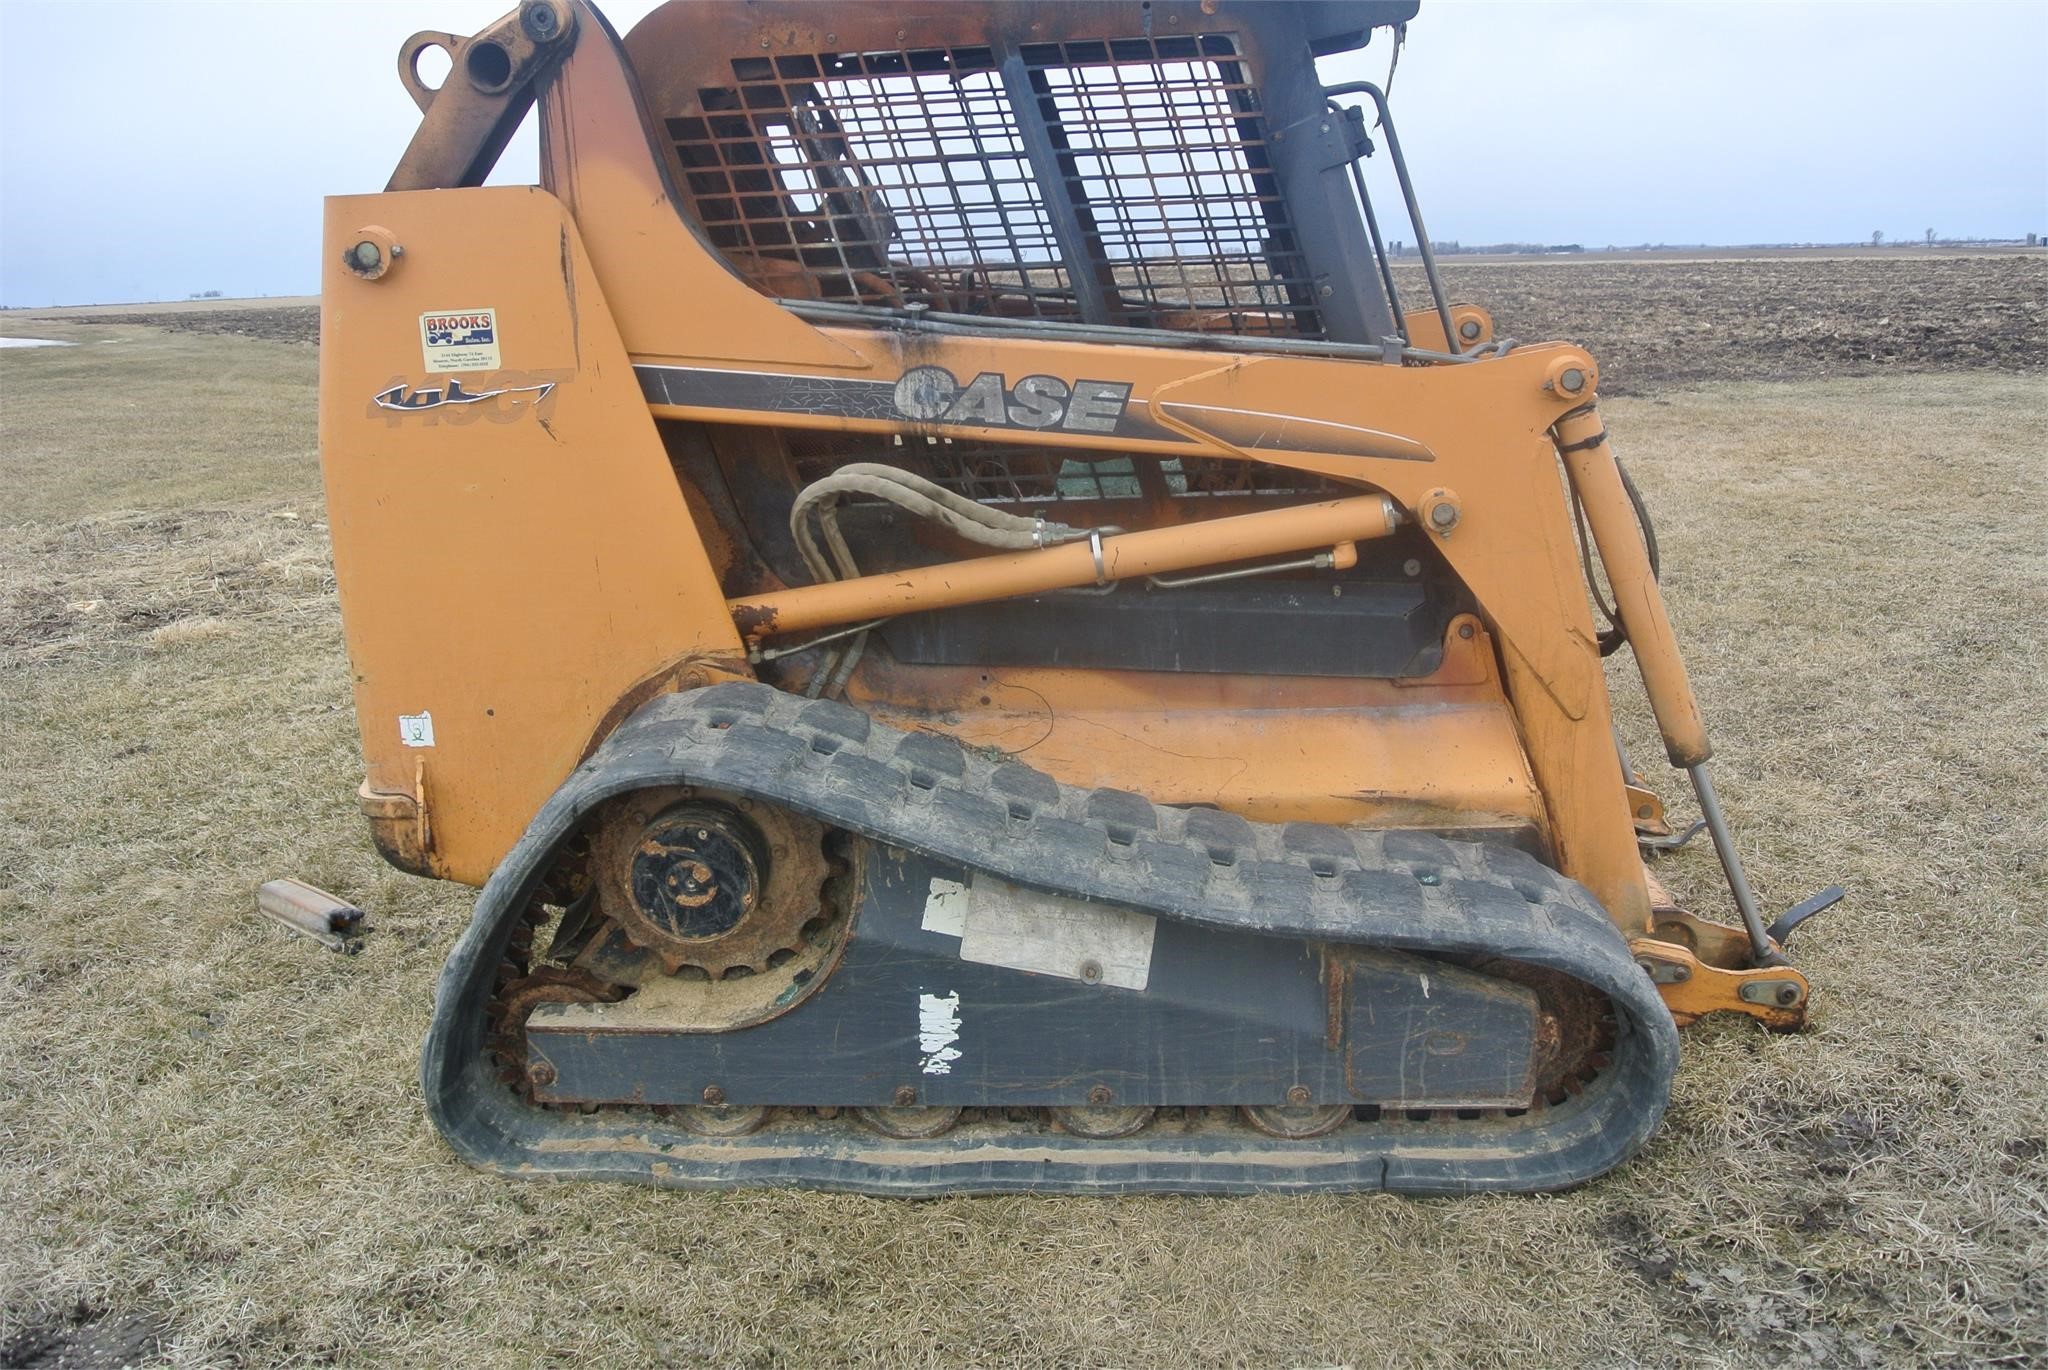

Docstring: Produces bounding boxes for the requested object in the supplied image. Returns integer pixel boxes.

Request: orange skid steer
[319,0,1840,1192]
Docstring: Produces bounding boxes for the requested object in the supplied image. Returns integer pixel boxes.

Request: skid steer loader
[320,0,1840,1193]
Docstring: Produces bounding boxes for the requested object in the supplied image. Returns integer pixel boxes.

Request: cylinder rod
[728,494,1402,639]
[1687,762,1780,964]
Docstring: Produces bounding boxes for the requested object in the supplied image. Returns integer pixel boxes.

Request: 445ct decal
[893,367,1132,434]
[369,372,565,425]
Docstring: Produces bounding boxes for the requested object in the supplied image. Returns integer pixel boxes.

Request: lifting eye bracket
[385,0,579,193]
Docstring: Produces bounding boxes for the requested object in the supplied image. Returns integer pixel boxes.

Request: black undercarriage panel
[527,848,1539,1110]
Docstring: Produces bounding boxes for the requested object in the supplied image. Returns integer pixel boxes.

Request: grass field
[2,263,2045,1366]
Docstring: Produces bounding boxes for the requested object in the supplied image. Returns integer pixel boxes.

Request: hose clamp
[1032,517,1049,549]
[1088,529,1109,586]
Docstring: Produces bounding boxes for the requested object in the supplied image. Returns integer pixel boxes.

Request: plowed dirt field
[48,251,2046,394]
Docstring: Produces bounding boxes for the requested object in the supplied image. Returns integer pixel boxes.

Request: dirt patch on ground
[0,1306,167,1369]
[1403,253,2046,392]
[53,306,323,348]
[39,254,2047,396]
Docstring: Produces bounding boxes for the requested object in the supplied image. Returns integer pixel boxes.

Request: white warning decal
[398,711,435,748]
[921,877,968,938]
[958,876,1156,991]
[419,308,501,373]
[917,991,962,1075]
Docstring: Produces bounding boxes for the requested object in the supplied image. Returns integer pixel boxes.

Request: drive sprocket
[590,786,829,978]
[486,964,625,1095]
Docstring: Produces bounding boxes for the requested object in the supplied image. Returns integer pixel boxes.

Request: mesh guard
[665,34,1326,337]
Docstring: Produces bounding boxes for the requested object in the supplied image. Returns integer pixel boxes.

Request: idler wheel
[856,1105,964,1139]
[1241,1103,1351,1139]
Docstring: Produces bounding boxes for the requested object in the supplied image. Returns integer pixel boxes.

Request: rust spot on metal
[576,652,752,764]
[1323,949,1347,1051]
[729,601,779,637]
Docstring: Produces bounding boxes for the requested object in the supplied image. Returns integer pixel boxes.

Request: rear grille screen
[667,36,1324,338]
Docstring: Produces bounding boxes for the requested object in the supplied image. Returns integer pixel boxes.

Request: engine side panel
[318,187,744,883]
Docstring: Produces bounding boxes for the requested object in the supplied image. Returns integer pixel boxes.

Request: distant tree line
[1386,234,2041,255]
[1386,241,1583,256]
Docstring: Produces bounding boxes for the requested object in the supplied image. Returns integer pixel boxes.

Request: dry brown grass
[2,309,2044,1366]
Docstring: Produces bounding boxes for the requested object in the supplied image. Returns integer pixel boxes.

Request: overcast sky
[2,0,2043,307]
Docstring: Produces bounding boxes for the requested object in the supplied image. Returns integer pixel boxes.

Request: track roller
[1051,1105,1157,1139]
[856,1105,964,1139]
[1241,1104,1352,1139]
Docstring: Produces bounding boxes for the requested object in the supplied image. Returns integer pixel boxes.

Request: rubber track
[422,682,1680,1194]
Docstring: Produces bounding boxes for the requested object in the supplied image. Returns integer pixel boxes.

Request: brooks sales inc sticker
[419,308,501,373]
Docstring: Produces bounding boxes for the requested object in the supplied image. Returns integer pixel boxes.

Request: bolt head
[1429,503,1458,528]
[1559,366,1587,394]
[1088,1085,1114,1105]
[521,1,561,41]
[1079,959,1104,984]
[1458,319,1482,340]
[1776,985,1800,1007]
[894,1085,918,1107]
[1457,623,1475,640]
[350,240,381,271]
[528,1061,556,1087]
[702,1084,725,1105]
[1286,1085,1312,1106]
